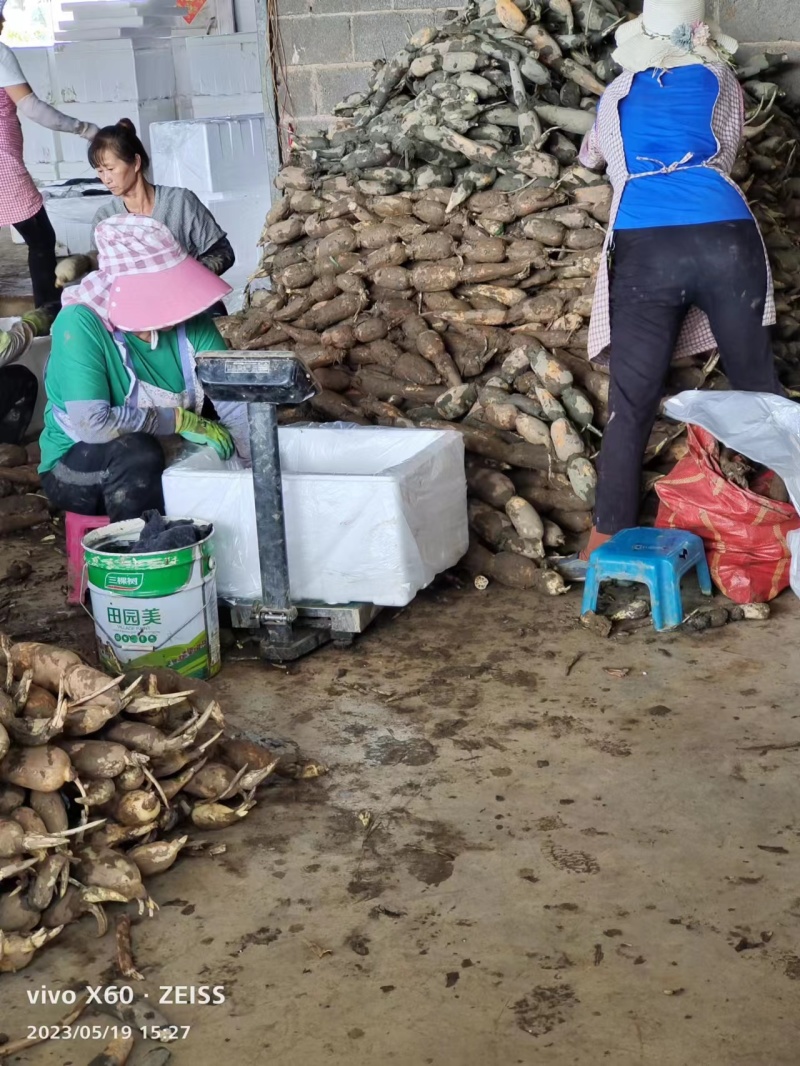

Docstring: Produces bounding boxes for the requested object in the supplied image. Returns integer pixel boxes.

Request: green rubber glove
[174,408,235,460]
[21,308,53,337]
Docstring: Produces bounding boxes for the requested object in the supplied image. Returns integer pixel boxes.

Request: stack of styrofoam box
[16,47,61,183]
[56,0,185,43]
[150,115,271,298]
[53,39,177,179]
[172,34,261,120]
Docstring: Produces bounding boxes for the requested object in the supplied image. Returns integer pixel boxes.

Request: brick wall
[276,0,459,134]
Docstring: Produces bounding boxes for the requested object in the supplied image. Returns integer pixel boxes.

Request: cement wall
[275,0,800,133]
[716,0,800,96]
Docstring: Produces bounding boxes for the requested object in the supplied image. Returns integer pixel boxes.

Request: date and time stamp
[18,984,226,1043]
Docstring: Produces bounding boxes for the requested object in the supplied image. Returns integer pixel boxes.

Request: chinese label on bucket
[82,518,221,680]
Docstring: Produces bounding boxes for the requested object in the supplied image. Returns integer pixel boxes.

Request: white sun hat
[612,0,738,73]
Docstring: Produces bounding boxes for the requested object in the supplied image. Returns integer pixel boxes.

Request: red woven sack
[655,425,800,603]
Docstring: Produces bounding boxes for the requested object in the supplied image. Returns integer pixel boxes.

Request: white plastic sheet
[161,425,468,607]
[664,390,800,599]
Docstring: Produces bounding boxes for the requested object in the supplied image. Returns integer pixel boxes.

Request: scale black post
[195,350,381,662]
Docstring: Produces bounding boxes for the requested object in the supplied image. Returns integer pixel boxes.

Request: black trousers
[14,206,60,315]
[595,220,782,534]
[0,366,37,445]
[40,433,165,522]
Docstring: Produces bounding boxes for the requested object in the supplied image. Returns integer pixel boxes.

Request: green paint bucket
[83,518,221,680]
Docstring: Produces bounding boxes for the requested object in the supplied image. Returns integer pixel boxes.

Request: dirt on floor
[1,519,800,1066]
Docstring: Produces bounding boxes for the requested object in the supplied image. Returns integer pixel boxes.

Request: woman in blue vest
[559,0,781,578]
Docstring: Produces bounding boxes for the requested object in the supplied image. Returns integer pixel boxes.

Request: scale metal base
[226,599,382,662]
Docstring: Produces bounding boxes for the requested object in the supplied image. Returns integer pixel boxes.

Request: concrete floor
[1,520,800,1065]
[0,228,34,300]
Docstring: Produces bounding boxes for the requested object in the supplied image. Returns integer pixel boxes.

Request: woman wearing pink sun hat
[38,215,250,522]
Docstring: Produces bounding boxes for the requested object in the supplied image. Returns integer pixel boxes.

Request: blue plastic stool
[581,527,712,631]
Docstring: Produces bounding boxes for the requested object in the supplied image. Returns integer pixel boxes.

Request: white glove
[77,121,99,141]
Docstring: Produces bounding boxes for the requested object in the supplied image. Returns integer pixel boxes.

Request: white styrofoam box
[58,16,180,31]
[188,94,264,120]
[162,427,469,607]
[233,0,257,34]
[0,319,52,437]
[151,116,267,195]
[45,194,113,254]
[20,115,60,166]
[183,35,260,97]
[199,188,270,292]
[170,36,191,102]
[61,2,181,17]
[58,99,178,169]
[15,47,62,178]
[14,46,54,100]
[53,39,175,105]
[55,161,115,180]
[54,29,128,40]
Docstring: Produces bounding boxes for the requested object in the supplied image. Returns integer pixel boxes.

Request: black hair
[88,118,150,171]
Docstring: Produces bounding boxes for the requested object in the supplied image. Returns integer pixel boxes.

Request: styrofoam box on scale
[151,116,267,196]
[162,427,469,608]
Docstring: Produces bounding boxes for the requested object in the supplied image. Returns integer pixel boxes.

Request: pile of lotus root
[0,636,322,974]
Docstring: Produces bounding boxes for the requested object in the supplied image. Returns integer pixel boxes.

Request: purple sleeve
[64,399,176,443]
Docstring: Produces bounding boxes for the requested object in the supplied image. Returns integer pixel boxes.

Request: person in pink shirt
[0,1,98,318]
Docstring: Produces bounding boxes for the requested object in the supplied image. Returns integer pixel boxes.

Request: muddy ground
[1,518,799,1066]
[2,230,799,1064]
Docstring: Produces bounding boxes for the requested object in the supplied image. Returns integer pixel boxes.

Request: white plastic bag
[664,390,800,599]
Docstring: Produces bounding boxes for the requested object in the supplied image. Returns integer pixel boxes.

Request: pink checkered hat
[62,214,231,331]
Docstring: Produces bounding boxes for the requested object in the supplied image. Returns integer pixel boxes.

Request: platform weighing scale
[194,350,381,662]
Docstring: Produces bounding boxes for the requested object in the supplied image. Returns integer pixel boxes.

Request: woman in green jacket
[39,215,249,521]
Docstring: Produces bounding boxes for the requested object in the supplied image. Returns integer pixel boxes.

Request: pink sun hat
[62,214,231,331]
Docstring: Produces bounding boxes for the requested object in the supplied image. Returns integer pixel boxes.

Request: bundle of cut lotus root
[0,636,324,975]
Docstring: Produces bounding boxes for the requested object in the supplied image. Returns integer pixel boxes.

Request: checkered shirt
[62,215,189,331]
[580,63,776,361]
[0,90,43,228]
